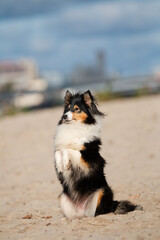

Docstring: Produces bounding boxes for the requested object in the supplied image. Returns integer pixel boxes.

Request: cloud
[51,0,160,36]
[0,0,100,19]
[0,0,160,75]
[0,0,67,19]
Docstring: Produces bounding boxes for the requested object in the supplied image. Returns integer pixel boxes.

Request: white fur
[54,115,103,218]
[62,149,70,170]
[65,111,73,121]
[68,148,89,175]
[85,190,101,217]
[54,116,102,152]
[55,151,63,173]
[54,116,102,174]
[59,190,101,219]
[59,194,85,219]
[55,150,72,173]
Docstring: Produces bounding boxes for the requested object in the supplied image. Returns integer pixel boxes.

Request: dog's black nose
[63,114,67,120]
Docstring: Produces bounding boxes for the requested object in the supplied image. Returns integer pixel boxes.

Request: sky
[0,0,160,76]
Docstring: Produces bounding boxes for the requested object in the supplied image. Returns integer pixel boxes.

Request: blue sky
[0,0,160,76]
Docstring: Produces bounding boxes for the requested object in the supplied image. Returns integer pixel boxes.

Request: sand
[0,95,160,240]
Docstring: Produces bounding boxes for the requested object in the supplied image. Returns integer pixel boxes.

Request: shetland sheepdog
[54,90,142,219]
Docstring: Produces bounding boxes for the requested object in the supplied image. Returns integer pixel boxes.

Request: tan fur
[80,157,89,168]
[97,189,104,207]
[73,105,79,110]
[72,111,88,122]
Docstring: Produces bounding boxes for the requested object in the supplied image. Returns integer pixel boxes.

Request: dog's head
[59,90,104,125]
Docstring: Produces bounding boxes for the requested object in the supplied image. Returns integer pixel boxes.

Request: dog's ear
[64,90,72,105]
[83,90,93,107]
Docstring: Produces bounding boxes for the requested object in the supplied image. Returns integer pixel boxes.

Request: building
[0,59,49,112]
[69,50,107,85]
[0,59,38,91]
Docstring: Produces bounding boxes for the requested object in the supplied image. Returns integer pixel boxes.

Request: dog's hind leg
[59,193,86,219]
[85,189,105,217]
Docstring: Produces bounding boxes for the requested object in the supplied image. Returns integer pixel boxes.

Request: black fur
[58,138,141,215]
[55,90,142,216]
[58,91,104,125]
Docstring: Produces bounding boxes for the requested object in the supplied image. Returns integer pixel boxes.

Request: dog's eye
[74,107,79,112]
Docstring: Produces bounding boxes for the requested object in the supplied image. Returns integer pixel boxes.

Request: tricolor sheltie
[54,90,142,219]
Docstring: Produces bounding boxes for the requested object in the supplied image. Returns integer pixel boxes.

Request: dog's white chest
[54,119,101,151]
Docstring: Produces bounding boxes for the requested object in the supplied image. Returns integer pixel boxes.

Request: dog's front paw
[55,151,63,173]
[63,149,71,170]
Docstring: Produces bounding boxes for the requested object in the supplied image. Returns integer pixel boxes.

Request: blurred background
[0,0,160,115]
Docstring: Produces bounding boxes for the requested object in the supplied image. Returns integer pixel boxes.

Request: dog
[54,90,142,219]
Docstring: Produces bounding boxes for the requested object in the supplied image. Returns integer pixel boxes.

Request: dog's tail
[112,200,143,214]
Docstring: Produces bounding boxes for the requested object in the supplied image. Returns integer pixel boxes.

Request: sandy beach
[0,95,160,240]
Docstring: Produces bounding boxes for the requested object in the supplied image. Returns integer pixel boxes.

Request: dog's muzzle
[63,111,73,123]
